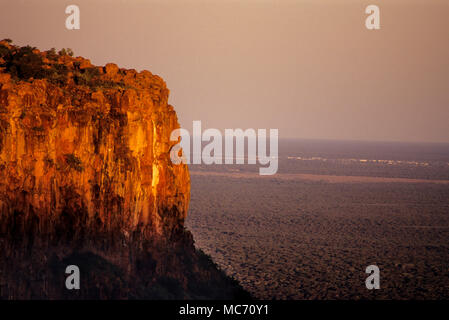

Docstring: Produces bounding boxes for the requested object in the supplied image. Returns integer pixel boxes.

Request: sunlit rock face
[0,41,247,299]
[0,42,190,242]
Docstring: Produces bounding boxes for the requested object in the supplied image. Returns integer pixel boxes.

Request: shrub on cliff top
[0,42,73,84]
[0,44,65,84]
[58,48,74,57]
[0,44,10,58]
[2,45,46,80]
[74,67,100,86]
[46,48,59,61]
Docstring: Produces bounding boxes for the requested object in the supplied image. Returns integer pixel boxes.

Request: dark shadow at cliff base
[0,228,251,300]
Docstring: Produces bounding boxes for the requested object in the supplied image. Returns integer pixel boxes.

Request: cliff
[0,40,248,299]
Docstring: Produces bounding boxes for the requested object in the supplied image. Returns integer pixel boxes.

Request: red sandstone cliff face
[0,40,190,241]
[0,41,248,299]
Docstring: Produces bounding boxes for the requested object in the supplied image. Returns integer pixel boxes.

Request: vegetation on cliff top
[0,40,131,90]
[0,42,71,84]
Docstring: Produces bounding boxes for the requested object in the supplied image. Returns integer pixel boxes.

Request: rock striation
[0,40,248,299]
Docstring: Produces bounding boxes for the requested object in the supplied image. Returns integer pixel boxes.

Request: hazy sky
[1,0,448,143]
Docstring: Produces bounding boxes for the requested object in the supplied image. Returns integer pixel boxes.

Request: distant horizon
[275,136,449,145]
[185,131,449,145]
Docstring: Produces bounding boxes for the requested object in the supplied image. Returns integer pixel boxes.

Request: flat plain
[186,170,449,299]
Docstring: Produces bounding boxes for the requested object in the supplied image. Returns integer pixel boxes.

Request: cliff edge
[0,40,249,299]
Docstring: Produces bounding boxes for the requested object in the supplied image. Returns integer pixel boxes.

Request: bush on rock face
[64,153,84,172]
